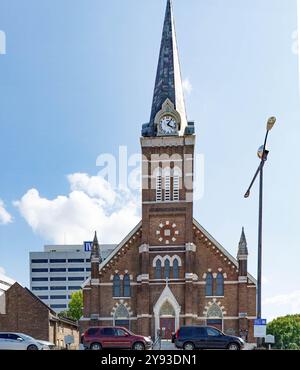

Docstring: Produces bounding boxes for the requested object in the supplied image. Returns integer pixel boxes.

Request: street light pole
[257,160,263,320]
[244,117,276,348]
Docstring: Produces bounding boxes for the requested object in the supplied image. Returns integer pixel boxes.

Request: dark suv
[82,326,153,350]
[172,326,245,350]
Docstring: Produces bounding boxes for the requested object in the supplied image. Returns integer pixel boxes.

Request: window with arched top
[155,259,162,279]
[156,174,162,202]
[159,301,175,317]
[164,259,170,279]
[113,274,121,297]
[173,175,180,201]
[114,304,130,329]
[216,273,224,296]
[164,175,171,201]
[207,303,223,319]
[205,273,213,296]
[123,274,131,297]
[173,258,179,279]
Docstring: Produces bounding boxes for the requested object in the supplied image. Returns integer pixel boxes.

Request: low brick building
[0,282,79,349]
[80,0,257,344]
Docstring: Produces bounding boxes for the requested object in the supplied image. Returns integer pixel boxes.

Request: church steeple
[237,227,248,258]
[91,231,100,260]
[91,231,101,279]
[142,0,194,137]
[237,227,248,277]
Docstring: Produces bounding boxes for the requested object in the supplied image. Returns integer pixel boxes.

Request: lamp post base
[257,337,263,349]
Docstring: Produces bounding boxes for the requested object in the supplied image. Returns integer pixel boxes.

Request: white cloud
[68,173,116,206]
[0,267,5,275]
[14,173,140,244]
[0,199,12,225]
[263,290,300,321]
[183,78,193,95]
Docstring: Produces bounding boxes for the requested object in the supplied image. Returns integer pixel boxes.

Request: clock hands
[160,117,176,133]
[166,118,175,129]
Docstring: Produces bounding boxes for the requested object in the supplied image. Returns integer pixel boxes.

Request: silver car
[36,340,56,350]
[0,332,44,350]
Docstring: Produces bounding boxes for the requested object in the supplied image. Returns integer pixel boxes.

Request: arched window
[164,175,171,201]
[113,274,121,297]
[164,259,170,279]
[155,259,162,279]
[206,273,213,296]
[159,301,175,317]
[173,175,180,201]
[123,274,131,297]
[216,273,224,296]
[207,303,223,332]
[114,304,130,329]
[156,174,162,202]
[173,258,179,279]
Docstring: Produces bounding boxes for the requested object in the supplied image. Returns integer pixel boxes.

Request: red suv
[82,326,153,350]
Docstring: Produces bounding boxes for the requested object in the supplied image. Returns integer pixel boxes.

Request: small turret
[237,227,248,277]
[91,231,101,279]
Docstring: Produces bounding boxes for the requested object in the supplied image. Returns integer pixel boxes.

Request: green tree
[58,310,72,319]
[68,290,83,321]
[267,314,300,349]
[58,290,83,321]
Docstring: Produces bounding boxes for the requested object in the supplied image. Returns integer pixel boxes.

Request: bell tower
[137,0,196,334]
[141,0,195,248]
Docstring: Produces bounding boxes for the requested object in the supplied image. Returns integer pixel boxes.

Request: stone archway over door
[153,285,181,339]
[206,303,223,332]
[114,304,130,330]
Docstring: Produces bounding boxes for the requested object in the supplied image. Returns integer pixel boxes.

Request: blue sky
[0,0,299,320]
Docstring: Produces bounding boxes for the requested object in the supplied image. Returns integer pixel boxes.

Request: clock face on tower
[156,220,180,245]
[159,115,177,135]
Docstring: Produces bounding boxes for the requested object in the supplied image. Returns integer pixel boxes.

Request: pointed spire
[237,227,248,258]
[93,231,98,245]
[91,231,100,260]
[142,0,190,137]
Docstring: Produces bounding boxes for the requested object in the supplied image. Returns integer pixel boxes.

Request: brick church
[80,0,256,342]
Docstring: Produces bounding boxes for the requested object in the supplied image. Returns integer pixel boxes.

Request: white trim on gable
[99,221,142,271]
[193,219,256,285]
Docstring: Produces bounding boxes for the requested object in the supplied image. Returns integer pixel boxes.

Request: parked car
[36,340,56,350]
[0,332,44,350]
[82,326,153,350]
[172,326,245,350]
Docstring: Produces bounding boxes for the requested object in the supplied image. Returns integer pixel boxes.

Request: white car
[36,340,56,350]
[0,332,44,350]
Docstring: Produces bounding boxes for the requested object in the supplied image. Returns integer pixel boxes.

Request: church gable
[98,222,142,282]
[193,219,256,285]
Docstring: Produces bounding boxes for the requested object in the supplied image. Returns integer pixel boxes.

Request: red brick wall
[0,283,49,341]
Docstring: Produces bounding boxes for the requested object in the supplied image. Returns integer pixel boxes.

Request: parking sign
[254,318,267,338]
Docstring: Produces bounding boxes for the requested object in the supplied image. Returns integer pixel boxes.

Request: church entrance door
[207,319,223,332]
[159,300,176,339]
[159,318,175,339]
